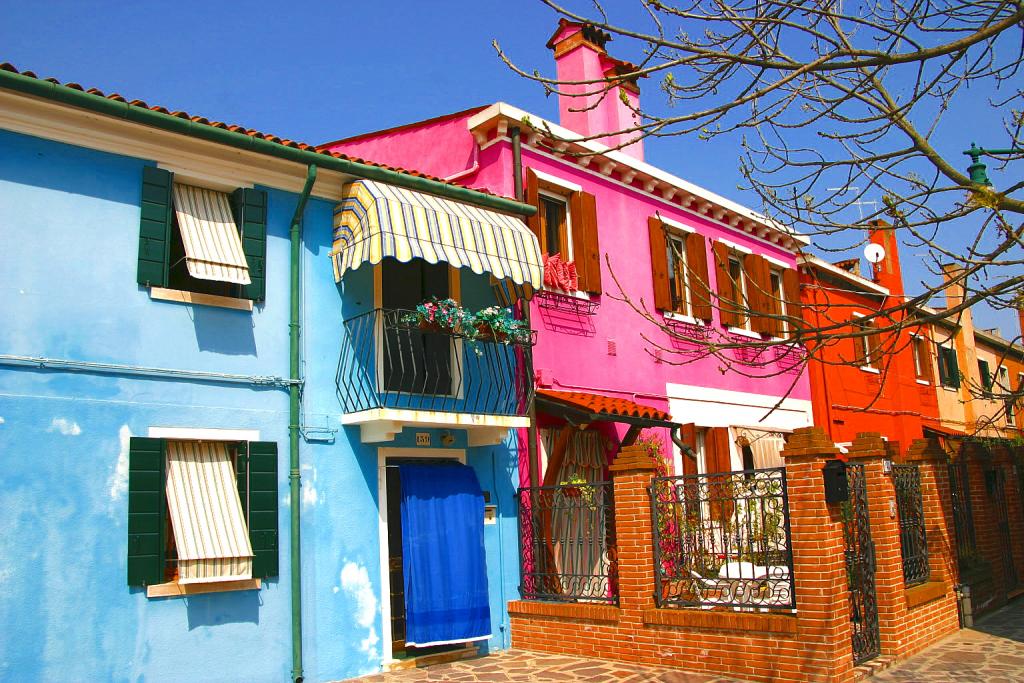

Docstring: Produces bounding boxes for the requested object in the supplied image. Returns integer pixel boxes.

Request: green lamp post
[963,142,1023,186]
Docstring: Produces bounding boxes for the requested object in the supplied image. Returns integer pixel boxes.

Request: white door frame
[377,447,466,665]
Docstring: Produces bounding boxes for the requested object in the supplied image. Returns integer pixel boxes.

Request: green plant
[558,473,597,507]
[400,297,470,331]
[465,305,530,344]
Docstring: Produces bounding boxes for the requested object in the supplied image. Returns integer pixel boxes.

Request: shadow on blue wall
[185,590,261,630]
[190,305,258,356]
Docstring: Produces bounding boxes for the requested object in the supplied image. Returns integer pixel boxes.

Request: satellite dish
[864,243,886,264]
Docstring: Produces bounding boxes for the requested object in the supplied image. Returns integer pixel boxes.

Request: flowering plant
[558,473,597,507]
[401,297,469,331]
[466,305,531,344]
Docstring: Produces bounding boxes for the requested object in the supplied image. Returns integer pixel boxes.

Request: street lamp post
[962,142,1024,186]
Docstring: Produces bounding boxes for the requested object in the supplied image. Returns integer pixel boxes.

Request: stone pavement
[874,599,1024,681]
[342,649,740,682]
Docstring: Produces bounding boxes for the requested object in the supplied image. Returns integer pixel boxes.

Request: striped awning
[165,441,253,583]
[172,183,251,285]
[331,180,542,296]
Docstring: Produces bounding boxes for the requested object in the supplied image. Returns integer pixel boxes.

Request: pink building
[321,20,812,483]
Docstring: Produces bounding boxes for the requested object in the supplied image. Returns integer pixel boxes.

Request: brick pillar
[779,427,854,682]
[608,444,659,623]
[846,433,903,657]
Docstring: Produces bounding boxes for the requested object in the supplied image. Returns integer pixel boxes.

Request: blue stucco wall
[0,128,522,682]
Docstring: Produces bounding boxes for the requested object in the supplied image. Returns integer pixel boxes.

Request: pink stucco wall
[323,112,811,417]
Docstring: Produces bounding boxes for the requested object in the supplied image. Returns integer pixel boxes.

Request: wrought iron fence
[948,457,979,568]
[516,482,618,604]
[893,464,930,587]
[650,468,795,610]
[336,308,534,416]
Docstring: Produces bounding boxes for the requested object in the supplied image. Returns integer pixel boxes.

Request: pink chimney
[547,19,645,160]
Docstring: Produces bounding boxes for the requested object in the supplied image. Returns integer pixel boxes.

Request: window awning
[165,441,253,583]
[172,183,251,285]
[331,180,543,296]
[536,389,675,428]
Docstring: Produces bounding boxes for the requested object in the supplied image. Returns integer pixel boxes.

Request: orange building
[800,223,943,451]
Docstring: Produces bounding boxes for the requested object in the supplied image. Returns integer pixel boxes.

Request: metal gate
[986,468,1018,592]
[948,457,977,567]
[843,463,880,665]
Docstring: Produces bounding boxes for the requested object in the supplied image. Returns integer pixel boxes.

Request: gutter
[290,165,317,683]
[0,68,535,218]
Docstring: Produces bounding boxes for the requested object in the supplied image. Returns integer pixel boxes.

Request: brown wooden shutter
[745,254,773,335]
[648,217,672,311]
[571,190,602,293]
[679,423,698,475]
[685,233,713,321]
[713,242,739,328]
[704,427,733,474]
[782,267,802,338]
[525,168,541,243]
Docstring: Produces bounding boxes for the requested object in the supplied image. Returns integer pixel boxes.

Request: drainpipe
[290,164,317,683]
[511,126,539,490]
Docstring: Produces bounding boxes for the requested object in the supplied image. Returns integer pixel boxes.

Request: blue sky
[2,1,1016,334]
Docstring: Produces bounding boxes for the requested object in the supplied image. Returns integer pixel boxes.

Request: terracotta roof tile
[537,389,671,422]
[0,61,510,202]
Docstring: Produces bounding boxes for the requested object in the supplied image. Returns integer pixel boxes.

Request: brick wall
[508,428,968,681]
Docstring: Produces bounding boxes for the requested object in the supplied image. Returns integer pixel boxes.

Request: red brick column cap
[904,437,950,463]
[609,444,659,472]
[778,425,841,461]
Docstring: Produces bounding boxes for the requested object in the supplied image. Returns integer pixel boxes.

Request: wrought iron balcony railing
[336,308,534,417]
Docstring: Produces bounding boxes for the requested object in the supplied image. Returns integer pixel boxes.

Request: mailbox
[822,458,849,504]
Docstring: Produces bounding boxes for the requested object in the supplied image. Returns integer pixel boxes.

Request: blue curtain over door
[398,463,491,647]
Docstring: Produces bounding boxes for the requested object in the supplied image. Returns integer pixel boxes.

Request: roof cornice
[467,102,807,248]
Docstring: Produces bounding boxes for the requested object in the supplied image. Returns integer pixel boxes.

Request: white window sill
[916,379,931,386]
[147,578,261,599]
[541,287,591,300]
[859,365,881,374]
[726,326,760,339]
[941,385,959,393]
[663,311,701,325]
[150,287,253,312]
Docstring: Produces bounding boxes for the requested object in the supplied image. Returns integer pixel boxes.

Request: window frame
[133,428,271,598]
[538,191,573,262]
[727,253,751,331]
[768,267,788,338]
[936,343,960,389]
[852,313,882,371]
[665,230,692,317]
[911,334,933,383]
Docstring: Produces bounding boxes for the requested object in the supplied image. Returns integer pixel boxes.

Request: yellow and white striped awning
[165,440,254,584]
[172,183,251,285]
[331,180,542,296]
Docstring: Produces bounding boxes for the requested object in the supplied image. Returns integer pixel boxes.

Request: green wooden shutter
[247,440,279,578]
[127,437,166,587]
[232,188,269,302]
[236,442,249,524]
[978,359,992,392]
[137,167,174,287]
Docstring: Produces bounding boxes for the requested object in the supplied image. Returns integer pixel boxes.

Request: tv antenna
[828,186,878,220]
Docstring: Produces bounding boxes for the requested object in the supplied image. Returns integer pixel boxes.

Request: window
[711,241,800,336]
[911,336,933,382]
[853,315,882,369]
[995,366,1013,423]
[978,359,993,395]
[539,194,571,260]
[937,344,960,388]
[136,166,267,304]
[648,218,712,321]
[525,169,602,294]
[127,437,278,593]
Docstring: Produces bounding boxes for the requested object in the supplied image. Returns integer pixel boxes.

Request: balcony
[337,308,534,443]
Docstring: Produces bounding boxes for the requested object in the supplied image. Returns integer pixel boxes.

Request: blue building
[0,63,541,682]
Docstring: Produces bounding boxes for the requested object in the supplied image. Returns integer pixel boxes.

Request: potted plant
[401,297,468,333]
[558,474,597,506]
[468,306,529,344]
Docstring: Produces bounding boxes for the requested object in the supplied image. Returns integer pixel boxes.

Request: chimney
[941,263,965,312]
[867,219,904,296]
[547,19,645,160]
